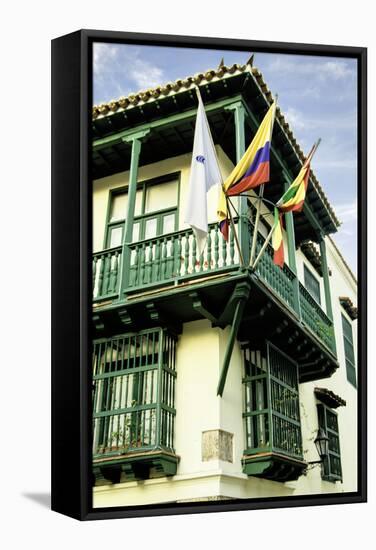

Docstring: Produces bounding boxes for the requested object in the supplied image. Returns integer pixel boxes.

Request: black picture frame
[51,29,367,521]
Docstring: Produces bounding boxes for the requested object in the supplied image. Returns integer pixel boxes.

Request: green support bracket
[217,282,250,397]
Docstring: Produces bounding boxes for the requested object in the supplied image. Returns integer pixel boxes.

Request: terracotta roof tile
[314,387,346,408]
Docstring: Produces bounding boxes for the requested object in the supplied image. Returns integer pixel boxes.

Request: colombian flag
[272,207,285,267]
[218,101,276,239]
[276,143,316,213]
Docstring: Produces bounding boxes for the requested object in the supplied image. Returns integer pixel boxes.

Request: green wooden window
[317,404,342,482]
[341,313,357,387]
[92,328,177,458]
[243,342,303,460]
[105,174,179,248]
[304,264,321,305]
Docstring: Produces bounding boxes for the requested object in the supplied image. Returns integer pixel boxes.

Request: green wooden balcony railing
[92,219,336,355]
[126,221,239,291]
[93,245,122,301]
[253,229,296,312]
[299,283,336,354]
[92,328,177,460]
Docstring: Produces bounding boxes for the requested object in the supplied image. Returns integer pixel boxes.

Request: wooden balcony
[92,220,338,383]
[92,328,179,483]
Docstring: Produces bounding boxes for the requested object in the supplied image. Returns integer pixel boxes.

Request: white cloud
[320,60,354,80]
[93,43,118,77]
[128,59,164,90]
[283,106,356,133]
[314,159,357,170]
[93,43,165,103]
[267,56,355,82]
[284,107,307,130]
[334,200,358,223]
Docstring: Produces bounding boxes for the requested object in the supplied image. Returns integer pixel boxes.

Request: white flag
[184,89,222,256]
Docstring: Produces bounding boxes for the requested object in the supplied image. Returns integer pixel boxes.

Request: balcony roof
[92,60,340,239]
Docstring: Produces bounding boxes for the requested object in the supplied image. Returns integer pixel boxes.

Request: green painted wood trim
[117,133,148,297]
[319,237,334,322]
[243,459,272,476]
[155,329,164,448]
[217,289,249,397]
[283,178,301,319]
[94,452,179,481]
[225,101,250,266]
[93,95,243,151]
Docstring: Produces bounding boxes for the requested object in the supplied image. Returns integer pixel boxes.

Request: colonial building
[91,59,358,507]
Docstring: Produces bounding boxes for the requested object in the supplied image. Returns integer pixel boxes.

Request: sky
[93,43,358,274]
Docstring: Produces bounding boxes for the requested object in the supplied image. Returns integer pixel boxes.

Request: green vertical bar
[155,329,164,449]
[226,102,250,266]
[118,129,149,298]
[319,236,333,320]
[283,178,301,319]
[266,345,274,453]
[319,236,336,355]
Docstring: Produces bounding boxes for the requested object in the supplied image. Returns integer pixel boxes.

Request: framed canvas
[51,29,367,520]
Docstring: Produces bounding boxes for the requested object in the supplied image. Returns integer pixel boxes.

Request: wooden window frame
[317,403,343,483]
[304,263,321,305]
[341,312,357,388]
[103,172,181,249]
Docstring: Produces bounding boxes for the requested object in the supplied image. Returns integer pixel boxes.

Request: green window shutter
[243,343,303,460]
[304,264,321,305]
[341,314,357,388]
[317,403,342,482]
[92,328,177,458]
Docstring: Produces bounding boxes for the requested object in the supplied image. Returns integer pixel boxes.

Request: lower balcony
[92,328,179,484]
[242,342,307,481]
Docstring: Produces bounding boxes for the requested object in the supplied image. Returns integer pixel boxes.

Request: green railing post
[118,129,150,299]
[283,177,301,319]
[226,102,250,266]
[319,236,336,354]
[319,236,333,321]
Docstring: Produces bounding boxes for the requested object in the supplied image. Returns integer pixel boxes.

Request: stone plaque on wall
[202,429,234,463]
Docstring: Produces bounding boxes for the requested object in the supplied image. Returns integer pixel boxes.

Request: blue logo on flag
[196,155,205,164]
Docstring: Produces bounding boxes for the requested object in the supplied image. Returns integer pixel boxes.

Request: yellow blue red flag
[276,142,317,213]
[218,101,276,239]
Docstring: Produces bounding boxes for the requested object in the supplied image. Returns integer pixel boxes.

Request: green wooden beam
[217,298,247,397]
[225,102,250,266]
[217,282,250,397]
[93,95,243,151]
[319,237,335,326]
[117,130,149,297]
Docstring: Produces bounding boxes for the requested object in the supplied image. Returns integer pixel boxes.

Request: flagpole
[249,186,264,265]
[252,137,321,271]
[249,96,278,266]
[252,222,276,271]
